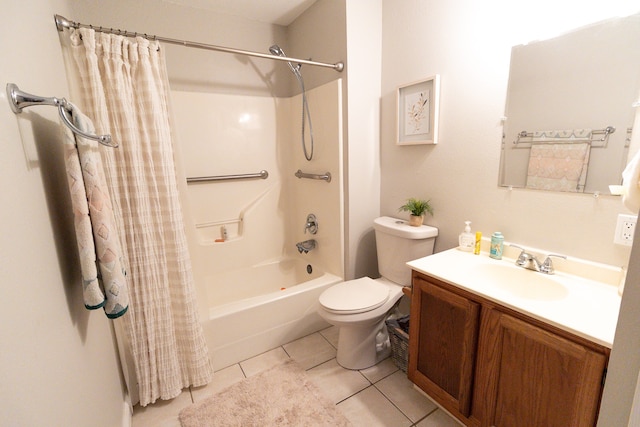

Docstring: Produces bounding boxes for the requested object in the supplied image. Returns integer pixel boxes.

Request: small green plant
[398,198,434,217]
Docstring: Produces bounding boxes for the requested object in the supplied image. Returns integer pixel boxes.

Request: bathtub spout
[296,239,317,254]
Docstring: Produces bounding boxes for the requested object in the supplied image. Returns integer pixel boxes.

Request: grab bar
[6,83,116,147]
[186,170,269,183]
[294,169,332,183]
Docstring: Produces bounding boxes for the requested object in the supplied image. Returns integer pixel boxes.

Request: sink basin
[469,263,568,301]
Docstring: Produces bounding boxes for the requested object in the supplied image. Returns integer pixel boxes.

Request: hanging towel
[61,104,129,319]
[526,142,591,192]
[622,149,640,213]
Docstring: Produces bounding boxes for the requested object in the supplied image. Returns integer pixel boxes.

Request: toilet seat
[319,277,390,314]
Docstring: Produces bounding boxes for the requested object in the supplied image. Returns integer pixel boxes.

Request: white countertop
[407,248,623,348]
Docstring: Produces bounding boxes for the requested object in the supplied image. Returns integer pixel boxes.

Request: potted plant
[398,198,434,226]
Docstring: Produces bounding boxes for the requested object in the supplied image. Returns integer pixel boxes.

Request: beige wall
[69,0,288,96]
[380,1,640,425]
[0,1,126,425]
[380,0,636,268]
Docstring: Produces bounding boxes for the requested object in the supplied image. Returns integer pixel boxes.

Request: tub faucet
[296,239,317,254]
[304,214,318,235]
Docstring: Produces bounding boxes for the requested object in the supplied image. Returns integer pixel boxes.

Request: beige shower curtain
[63,28,212,406]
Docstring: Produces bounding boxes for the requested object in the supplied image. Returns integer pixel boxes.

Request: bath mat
[178,359,351,426]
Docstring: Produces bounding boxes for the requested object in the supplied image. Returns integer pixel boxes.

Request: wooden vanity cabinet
[408,271,609,427]
[408,274,480,420]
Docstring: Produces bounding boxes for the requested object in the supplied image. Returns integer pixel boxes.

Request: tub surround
[204,266,341,370]
[408,243,623,348]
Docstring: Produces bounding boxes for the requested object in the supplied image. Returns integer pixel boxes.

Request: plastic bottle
[490,232,504,259]
[474,231,482,255]
[458,221,475,252]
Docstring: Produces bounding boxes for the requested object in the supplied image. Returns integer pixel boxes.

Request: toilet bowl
[319,277,403,369]
[317,216,438,370]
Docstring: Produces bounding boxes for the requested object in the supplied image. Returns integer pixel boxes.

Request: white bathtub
[201,258,342,370]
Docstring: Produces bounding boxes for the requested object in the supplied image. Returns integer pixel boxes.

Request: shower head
[269,44,301,76]
[269,44,285,56]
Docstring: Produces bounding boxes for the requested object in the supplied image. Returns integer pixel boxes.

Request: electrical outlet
[614,214,637,246]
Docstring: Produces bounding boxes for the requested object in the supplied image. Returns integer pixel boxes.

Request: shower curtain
[63,28,212,406]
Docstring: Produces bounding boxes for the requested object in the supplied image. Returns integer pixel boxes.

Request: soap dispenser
[458,221,475,252]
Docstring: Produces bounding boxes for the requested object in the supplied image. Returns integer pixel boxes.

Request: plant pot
[409,215,424,227]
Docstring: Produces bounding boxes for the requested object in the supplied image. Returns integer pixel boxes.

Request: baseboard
[120,393,133,427]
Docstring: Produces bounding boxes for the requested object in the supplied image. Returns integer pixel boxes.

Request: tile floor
[132,326,462,427]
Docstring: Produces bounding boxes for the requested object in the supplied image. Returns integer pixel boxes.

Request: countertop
[407,248,623,348]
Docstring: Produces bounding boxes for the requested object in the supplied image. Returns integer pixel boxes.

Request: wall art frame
[396,75,440,145]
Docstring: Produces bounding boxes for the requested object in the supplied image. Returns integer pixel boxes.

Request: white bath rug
[179,359,351,426]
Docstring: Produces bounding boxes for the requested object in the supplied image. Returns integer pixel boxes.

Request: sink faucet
[296,239,317,254]
[510,245,566,275]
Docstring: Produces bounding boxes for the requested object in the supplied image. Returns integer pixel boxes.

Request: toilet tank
[373,216,438,287]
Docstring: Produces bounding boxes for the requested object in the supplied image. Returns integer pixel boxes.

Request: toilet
[318,216,438,370]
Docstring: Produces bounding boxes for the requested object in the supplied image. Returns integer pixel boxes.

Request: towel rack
[294,169,332,183]
[186,170,269,183]
[6,83,116,147]
[513,126,615,148]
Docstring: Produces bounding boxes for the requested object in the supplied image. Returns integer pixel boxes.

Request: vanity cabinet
[408,271,609,427]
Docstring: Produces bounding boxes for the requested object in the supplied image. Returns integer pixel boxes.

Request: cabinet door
[481,310,607,427]
[409,275,480,418]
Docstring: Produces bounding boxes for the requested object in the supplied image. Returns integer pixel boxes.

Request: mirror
[499,13,640,194]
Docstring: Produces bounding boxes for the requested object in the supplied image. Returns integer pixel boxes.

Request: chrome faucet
[304,214,318,235]
[296,239,317,254]
[510,245,566,275]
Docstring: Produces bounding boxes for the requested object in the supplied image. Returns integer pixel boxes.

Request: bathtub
[201,258,343,370]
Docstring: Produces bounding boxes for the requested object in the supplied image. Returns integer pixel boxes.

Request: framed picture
[396,75,440,145]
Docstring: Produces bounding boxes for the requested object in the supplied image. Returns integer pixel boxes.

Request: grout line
[335,384,373,405]
[413,406,439,425]
[237,362,247,378]
[318,327,338,350]
[372,381,414,424]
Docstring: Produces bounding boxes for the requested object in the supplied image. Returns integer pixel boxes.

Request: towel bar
[6,83,116,147]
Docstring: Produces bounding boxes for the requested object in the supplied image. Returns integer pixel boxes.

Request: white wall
[381,0,638,268]
[344,0,383,279]
[291,0,384,280]
[1,1,126,425]
[381,1,640,425]
[69,0,288,97]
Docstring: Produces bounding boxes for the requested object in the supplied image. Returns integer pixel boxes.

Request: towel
[526,142,591,192]
[622,149,640,213]
[61,104,129,318]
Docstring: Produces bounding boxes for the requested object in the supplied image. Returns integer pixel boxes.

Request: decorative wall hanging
[396,75,440,145]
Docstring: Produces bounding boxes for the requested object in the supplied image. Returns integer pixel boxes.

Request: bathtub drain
[306,264,313,274]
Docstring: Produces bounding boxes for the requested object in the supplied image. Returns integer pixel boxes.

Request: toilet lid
[319,277,390,314]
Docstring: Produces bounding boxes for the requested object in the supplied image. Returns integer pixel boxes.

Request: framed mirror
[499,13,640,194]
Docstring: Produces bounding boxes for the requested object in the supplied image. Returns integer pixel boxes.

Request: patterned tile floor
[132,326,461,427]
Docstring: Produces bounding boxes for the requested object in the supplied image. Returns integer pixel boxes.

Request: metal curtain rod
[54,15,344,72]
[6,83,116,147]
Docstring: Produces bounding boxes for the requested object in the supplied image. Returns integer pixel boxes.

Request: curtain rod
[54,15,344,72]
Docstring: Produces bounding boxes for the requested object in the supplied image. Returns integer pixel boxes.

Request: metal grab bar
[186,170,269,183]
[294,169,331,183]
[6,83,116,147]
